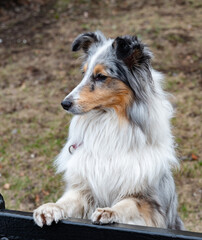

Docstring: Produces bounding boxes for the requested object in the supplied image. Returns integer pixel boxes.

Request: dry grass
[0,0,201,232]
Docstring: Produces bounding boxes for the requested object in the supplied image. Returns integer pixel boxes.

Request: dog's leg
[91,197,165,227]
[33,190,86,227]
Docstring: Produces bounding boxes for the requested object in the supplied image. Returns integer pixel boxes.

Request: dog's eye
[82,71,85,75]
[94,74,107,81]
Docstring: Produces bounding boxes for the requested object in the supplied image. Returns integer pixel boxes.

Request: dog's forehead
[84,39,114,76]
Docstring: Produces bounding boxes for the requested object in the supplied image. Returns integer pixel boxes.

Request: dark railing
[0,194,201,240]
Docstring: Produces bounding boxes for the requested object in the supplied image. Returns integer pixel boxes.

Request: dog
[33,31,184,230]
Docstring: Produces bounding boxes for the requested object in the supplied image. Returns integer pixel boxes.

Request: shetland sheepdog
[33,31,184,230]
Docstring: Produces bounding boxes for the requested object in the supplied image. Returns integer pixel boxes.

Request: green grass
[181,204,189,218]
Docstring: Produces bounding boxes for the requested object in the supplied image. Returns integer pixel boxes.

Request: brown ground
[0,0,201,232]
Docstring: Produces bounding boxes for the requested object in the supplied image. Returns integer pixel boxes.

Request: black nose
[61,100,73,110]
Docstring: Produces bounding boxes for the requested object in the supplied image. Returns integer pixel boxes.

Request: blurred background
[0,0,201,232]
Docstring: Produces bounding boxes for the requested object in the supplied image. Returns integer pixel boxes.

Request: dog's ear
[112,36,151,68]
[72,31,106,53]
[72,32,97,53]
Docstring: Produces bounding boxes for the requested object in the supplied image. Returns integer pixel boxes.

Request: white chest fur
[56,109,177,207]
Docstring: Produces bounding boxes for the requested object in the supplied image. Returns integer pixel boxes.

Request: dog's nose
[61,100,73,110]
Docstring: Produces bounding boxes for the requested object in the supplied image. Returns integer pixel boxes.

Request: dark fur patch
[114,62,131,88]
[90,84,95,92]
[113,35,151,69]
[72,32,98,53]
[112,35,153,102]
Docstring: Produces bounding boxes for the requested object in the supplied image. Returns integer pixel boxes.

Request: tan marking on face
[93,64,107,76]
[77,78,133,120]
[83,63,88,73]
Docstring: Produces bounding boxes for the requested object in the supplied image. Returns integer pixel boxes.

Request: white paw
[33,203,65,227]
[91,208,117,225]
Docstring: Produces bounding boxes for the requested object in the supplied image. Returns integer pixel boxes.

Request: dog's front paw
[91,207,117,225]
[33,203,65,227]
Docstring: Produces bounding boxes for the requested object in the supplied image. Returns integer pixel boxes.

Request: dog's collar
[69,142,83,154]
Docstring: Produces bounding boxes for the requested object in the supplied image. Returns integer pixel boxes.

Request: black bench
[0,194,201,240]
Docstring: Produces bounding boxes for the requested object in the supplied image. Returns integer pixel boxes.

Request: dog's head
[61,31,153,119]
